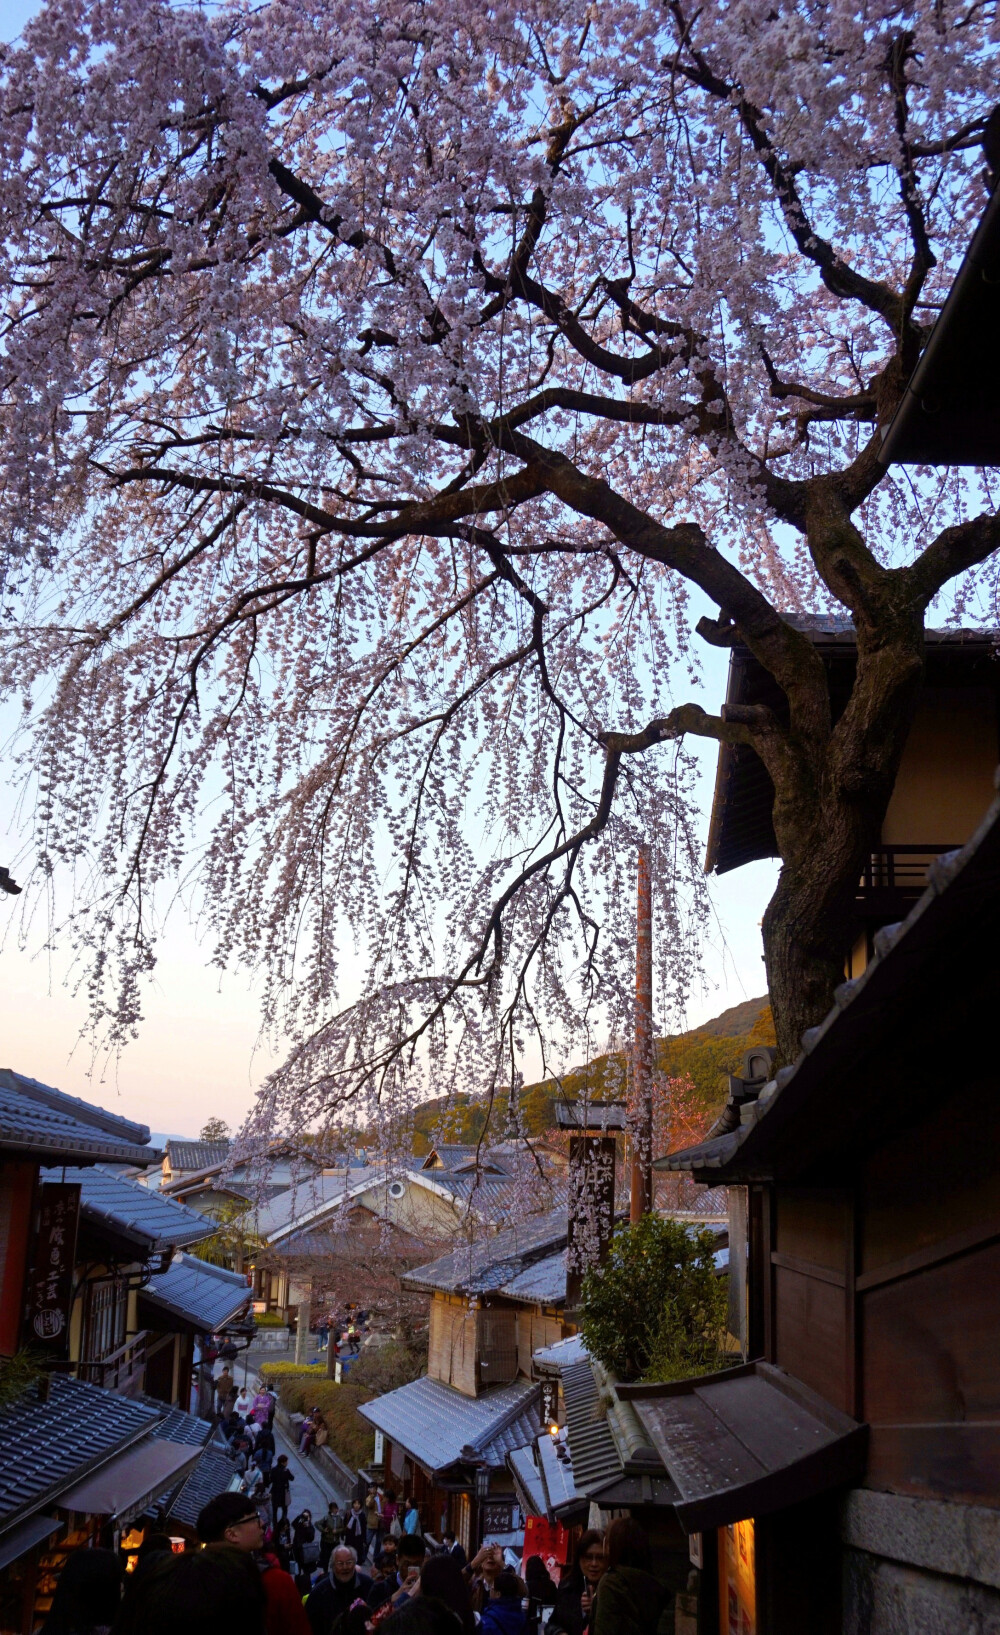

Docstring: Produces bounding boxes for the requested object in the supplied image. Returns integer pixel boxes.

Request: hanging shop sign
[22,1183,81,1358]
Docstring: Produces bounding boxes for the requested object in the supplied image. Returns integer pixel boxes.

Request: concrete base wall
[842,1489,1000,1635]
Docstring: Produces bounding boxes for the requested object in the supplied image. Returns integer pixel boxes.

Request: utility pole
[630,845,654,1222]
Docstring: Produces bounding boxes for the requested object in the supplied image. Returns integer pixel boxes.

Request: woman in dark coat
[549,1531,605,1635]
[591,1518,667,1635]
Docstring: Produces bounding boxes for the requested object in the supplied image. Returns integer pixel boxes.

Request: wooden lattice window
[478,1306,517,1385]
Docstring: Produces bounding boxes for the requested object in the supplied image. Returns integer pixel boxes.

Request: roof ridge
[0,1069,151,1146]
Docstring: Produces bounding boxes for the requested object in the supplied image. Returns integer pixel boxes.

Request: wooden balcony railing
[77,1331,147,1396]
[856,844,959,907]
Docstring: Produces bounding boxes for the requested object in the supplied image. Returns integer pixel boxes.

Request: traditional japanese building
[654,777,1000,1632]
[358,1208,573,1551]
[0,1072,246,1632]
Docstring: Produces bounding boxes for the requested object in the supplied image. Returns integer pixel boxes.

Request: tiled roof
[166,1140,230,1173]
[480,1403,542,1467]
[164,1445,238,1526]
[255,1171,380,1240]
[359,1376,540,1476]
[146,1401,215,1450]
[42,1167,213,1251]
[426,1173,566,1223]
[508,1430,584,1521]
[532,1334,588,1375]
[498,1249,566,1306]
[0,1069,156,1166]
[560,1359,676,1509]
[0,1373,161,1534]
[139,1253,251,1333]
[421,1145,479,1170]
[402,1208,569,1296]
[536,1428,583,1515]
[507,1445,547,1517]
[560,1359,625,1499]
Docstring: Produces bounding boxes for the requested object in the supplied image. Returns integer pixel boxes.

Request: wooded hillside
[410,998,775,1152]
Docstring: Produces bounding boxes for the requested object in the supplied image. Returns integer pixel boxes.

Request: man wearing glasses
[198,1492,311,1635]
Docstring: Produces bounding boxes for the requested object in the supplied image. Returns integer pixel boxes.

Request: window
[478,1307,517,1385]
[82,1280,127,1361]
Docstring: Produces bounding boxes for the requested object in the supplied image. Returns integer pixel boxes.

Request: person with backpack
[317,1501,345,1571]
[292,1510,320,1579]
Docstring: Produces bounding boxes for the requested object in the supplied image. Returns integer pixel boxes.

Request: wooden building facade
[657,782,1000,1633]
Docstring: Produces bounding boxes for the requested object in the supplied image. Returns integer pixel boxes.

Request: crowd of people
[36,1343,667,1635]
[34,1504,665,1635]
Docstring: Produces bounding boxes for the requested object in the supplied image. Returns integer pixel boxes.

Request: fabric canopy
[57,1439,201,1526]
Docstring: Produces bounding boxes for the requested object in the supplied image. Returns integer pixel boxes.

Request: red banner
[522,1515,569,1583]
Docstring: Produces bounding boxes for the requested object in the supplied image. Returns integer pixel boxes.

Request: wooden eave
[618,1360,867,1533]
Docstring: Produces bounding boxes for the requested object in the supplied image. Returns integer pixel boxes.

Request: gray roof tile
[359,1376,540,1475]
[166,1140,230,1173]
[402,1208,569,1296]
[480,1404,542,1466]
[560,1359,624,1498]
[0,1373,161,1533]
[0,1069,155,1165]
[140,1253,251,1333]
[164,1445,238,1525]
[497,1250,566,1306]
[42,1167,213,1251]
[146,1400,215,1450]
[532,1334,589,1375]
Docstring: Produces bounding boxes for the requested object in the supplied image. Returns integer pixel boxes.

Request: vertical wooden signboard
[22,1183,81,1358]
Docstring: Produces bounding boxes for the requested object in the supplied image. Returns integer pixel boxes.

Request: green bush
[253,1311,288,1329]
[581,1214,728,1383]
[260,1366,376,1471]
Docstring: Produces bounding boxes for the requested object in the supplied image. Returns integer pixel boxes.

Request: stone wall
[842,1488,1000,1634]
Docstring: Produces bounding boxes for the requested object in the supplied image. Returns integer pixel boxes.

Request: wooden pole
[630,845,654,1222]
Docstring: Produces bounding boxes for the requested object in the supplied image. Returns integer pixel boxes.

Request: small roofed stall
[0,1375,209,1631]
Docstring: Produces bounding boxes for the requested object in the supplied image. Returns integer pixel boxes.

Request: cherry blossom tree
[0,0,997,1130]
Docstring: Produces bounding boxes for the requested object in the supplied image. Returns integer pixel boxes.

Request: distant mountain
[687,995,770,1039]
[410,995,773,1151]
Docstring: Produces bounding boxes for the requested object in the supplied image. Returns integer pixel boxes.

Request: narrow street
[217,1346,354,1522]
[271,1415,352,1520]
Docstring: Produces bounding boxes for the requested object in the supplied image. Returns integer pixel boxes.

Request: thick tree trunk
[760,629,926,1063]
[762,842,864,1064]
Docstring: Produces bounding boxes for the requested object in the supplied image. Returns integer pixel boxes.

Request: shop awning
[618,1361,867,1533]
[0,1514,62,1572]
[57,1439,201,1527]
